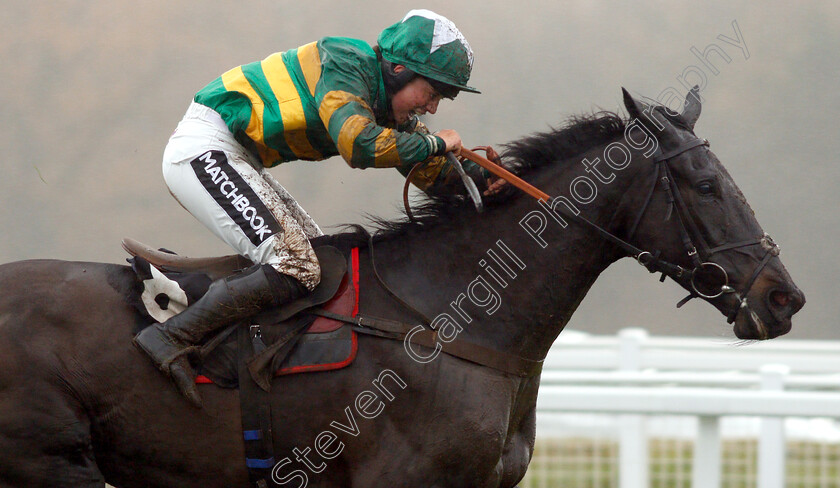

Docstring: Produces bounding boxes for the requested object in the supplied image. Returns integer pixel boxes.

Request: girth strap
[405,327,544,377]
[309,308,544,378]
[237,324,276,488]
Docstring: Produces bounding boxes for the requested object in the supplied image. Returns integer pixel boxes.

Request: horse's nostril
[770,290,791,308]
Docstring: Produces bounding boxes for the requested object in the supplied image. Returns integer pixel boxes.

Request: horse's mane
[503,111,626,174]
[321,111,628,244]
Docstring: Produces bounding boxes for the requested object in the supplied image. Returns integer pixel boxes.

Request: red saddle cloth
[195,247,360,384]
[305,262,358,334]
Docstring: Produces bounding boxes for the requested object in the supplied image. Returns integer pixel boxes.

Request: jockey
[134,10,484,406]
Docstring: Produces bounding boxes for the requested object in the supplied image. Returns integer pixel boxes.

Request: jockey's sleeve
[395,120,486,194]
[315,39,445,169]
[396,155,486,194]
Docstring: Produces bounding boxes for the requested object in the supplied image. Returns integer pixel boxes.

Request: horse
[0,88,804,488]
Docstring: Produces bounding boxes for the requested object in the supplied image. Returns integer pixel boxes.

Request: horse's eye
[697,181,715,196]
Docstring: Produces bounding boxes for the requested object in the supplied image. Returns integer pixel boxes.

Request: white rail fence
[530,328,840,488]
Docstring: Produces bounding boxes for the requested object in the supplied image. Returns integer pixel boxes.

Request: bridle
[451,136,781,334]
[399,136,781,333]
[556,136,781,335]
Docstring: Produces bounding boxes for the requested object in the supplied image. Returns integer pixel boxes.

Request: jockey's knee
[268,257,320,292]
[304,264,321,290]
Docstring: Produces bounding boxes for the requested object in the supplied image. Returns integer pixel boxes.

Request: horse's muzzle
[732,280,805,340]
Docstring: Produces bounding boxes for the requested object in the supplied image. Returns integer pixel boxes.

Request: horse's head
[621,87,804,340]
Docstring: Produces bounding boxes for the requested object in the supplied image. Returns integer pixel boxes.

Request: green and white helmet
[378,9,480,94]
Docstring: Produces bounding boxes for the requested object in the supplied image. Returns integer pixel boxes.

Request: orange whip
[459,147,550,202]
[403,145,551,222]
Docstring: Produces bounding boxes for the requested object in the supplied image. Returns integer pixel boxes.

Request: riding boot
[133,264,307,408]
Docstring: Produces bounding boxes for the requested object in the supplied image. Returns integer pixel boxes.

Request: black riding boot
[134,264,307,408]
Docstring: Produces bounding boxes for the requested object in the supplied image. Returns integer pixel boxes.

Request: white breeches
[162,101,323,290]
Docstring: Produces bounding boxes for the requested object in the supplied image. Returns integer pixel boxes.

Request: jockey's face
[390,65,444,125]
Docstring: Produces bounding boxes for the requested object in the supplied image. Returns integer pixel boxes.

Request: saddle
[122,238,360,389]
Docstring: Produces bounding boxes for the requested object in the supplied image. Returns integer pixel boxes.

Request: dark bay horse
[0,89,804,487]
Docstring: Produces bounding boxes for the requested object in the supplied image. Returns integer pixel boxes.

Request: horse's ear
[622,87,669,132]
[622,87,689,151]
[622,87,673,140]
[682,85,702,130]
[622,87,647,122]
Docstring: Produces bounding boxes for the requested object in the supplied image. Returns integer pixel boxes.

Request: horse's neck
[377,141,643,360]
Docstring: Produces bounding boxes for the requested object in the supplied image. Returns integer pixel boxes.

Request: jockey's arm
[315,51,479,195]
[395,119,488,195]
[318,87,446,168]
[318,90,481,194]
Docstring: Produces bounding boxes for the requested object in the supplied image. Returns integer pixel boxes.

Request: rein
[525,136,779,333]
[360,136,779,375]
[403,147,550,222]
[517,135,778,334]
